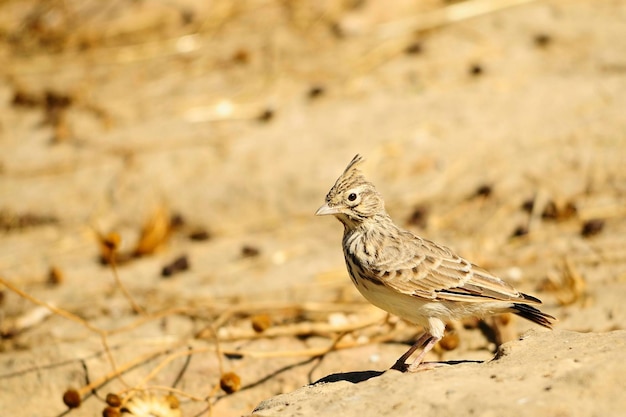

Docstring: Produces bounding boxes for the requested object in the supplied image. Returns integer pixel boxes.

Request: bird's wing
[373,232,537,304]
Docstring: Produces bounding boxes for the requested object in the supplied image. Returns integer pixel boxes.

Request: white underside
[355,280,512,339]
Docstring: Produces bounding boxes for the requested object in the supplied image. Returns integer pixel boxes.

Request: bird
[315,154,555,372]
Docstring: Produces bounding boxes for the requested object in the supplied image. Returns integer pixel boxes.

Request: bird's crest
[326,154,368,200]
[342,154,365,176]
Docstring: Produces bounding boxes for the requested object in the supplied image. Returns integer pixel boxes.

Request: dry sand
[253,330,626,417]
[1,0,625,416]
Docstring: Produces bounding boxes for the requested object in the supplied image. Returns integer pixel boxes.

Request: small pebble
[189,229,211,241]
[241,245,260,258]
[161,255,189,277]
[511,225,529,238]
[521,197,535,213]
[406,205,429,229]
[308,85,325,100]
[469,64,484,76]
[474,184,493,198]
[581,219,604,237]
[404,42,423,55]
[257,108,275,123]
[534,33,552,48]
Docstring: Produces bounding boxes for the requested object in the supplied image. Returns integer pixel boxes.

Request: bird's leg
[406,336,439,372]
[390,332,433,372]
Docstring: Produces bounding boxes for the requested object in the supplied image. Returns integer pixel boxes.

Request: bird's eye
[348,193,357,202]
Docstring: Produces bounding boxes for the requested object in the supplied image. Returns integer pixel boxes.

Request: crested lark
[316,155,555,372]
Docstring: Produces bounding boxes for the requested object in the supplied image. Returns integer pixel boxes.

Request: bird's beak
[315,203,340,216]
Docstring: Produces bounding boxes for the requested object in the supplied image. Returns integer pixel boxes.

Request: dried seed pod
[220,372,241,394]
[101,232,121,252]
[133,207,171,257]
[105,393,121,407]
[98,232,122,264]
[251,314,272,333]
[63,389,81,409]
[48,266,64,285]
[438,332,460,351]
[165,394,180,409]
[102,406,120,417]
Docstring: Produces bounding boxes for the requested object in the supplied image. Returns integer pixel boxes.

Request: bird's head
[315,155,385,228]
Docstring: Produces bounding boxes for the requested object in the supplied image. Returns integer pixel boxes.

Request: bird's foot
[390,360,410,372]
[391,360,446,373]
[407,361,448,372]
[390,335,440,372]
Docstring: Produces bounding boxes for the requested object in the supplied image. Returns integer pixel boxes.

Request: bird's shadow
[312,370,385,384]
[311,359,483,385]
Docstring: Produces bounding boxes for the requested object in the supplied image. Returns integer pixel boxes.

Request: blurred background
[1,0,625,416]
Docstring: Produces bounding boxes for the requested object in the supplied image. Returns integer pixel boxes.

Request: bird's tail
[511,303,556,329]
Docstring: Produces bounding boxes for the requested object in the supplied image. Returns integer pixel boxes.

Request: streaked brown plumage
[316,154,555,372]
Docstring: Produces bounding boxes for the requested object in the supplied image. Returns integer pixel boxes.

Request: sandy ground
[253,330,626,417]
[1,0,625,416]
